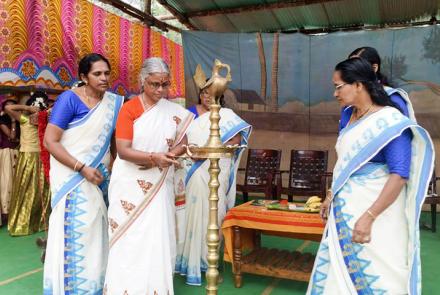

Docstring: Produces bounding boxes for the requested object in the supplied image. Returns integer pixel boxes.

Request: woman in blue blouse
[307,58,434,294]
[43,53,123,294]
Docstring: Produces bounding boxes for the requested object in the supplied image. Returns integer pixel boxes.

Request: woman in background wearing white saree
[104,57,193,294]
[175,82,251,286]
[307,58,434,295]
[43,53,123,294]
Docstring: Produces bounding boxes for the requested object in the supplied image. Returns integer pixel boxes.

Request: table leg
[254,230,261,249]
[233,225,242,287]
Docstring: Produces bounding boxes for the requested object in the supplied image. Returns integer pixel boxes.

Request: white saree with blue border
[43,91,123,295]
[175,108,251,285]
[307,107,434,295]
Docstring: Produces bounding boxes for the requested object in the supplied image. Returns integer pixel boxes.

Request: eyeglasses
[146,81,171,90]
[334,83,348,91]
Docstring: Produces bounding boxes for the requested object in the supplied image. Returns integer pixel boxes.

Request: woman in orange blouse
[104,57,194,294]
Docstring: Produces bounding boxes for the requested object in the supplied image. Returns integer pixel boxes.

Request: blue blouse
[339,93,412,178]
[188,105,199,119]
[50,90,90,130]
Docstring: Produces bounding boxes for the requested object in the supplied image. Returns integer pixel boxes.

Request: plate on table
[251,199,267,206]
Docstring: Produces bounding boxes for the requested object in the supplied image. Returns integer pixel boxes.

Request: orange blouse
[115,96,144,140]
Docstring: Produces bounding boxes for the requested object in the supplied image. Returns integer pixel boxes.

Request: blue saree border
[332,119,413,194]
[409,127,434,295]
[331,112,434,295]
[67,102,101,129]
[333,197,385,295]
[51,93,123,208]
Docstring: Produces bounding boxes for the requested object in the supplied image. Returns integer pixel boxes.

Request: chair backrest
[244,149,282,186]
[288,150,328,196]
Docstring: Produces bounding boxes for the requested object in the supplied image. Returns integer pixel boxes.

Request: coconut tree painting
[256,32,267,105]
[270,32,279,112]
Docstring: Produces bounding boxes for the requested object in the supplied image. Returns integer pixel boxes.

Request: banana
[307,202,322,209]
[306,196,321,205]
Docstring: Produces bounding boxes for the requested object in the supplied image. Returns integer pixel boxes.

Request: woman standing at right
[308,58,434,294]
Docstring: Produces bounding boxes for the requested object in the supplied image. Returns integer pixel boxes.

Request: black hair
[0,99,17,125]
[348,46,390,86]
[26,91,48,110]
[78,53,111,79]
[198,78,225,107]
[1,99,16,111]
[335,57,402,113]
[71,80,86,89]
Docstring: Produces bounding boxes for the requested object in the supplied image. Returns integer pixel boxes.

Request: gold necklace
[83,87,102,108]
[83,86,92,107]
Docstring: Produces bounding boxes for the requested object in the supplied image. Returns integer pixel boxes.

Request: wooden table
[222,201,324,287]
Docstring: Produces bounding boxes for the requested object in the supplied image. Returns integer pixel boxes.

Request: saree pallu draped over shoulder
[43,91,123,295]
[307,107,434,295]
[104,99,194,295]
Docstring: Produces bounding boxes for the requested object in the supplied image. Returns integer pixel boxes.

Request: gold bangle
[366,209,377,220]
[73,160,80,172]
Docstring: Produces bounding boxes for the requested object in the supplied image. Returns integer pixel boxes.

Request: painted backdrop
[183,26,440,138]
[0,0,185,98]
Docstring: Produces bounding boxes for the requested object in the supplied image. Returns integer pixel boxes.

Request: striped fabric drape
[0,0,185,98]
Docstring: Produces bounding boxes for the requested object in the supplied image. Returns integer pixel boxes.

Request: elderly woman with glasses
[104,57,194,294]
[307,58,434,295]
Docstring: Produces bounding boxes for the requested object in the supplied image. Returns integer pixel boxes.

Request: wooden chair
[277,150,329,202]
[237,149,282,202]
[422,170,440,232]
